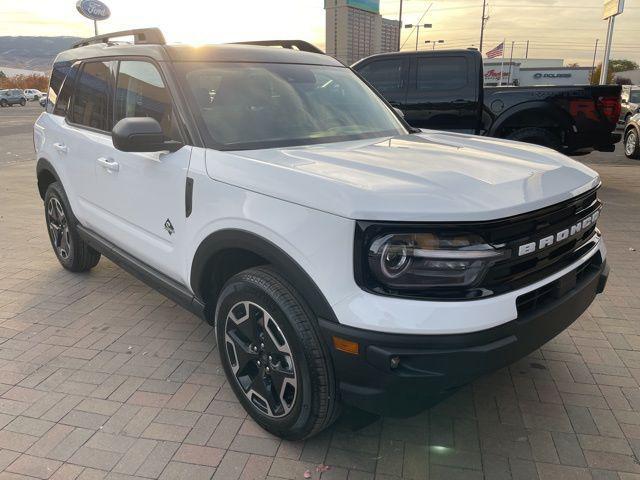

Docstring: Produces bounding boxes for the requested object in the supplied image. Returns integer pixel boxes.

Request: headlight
[360,230,509,296]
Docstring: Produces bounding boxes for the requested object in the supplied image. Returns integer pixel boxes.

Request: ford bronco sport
[34,28,608,440]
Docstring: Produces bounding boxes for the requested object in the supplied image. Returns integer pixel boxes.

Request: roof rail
[231,40,324,55]
[72,28,166,49]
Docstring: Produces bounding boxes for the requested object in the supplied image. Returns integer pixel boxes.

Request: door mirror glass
[112,117,182,152]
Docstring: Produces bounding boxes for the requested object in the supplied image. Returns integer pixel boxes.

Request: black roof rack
[72,28,166,49]
[231,40,324,55]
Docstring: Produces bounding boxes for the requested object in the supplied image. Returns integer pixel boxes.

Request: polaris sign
[76,0,111,21]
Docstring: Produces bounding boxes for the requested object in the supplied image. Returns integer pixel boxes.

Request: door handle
[53,142,68,154]
[97,157,119,172]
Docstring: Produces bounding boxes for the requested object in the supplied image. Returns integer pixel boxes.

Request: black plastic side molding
[185,177,194,217]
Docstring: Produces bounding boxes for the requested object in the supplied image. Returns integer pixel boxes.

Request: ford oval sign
[76,0,111,21]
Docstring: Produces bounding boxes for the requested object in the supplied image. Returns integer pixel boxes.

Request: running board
[77,225,206,320]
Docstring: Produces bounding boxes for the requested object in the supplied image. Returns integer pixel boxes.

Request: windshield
[176,62,407,150]
[630,91,640,103]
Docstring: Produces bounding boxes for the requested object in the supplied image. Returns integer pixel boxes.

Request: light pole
[425,40,444,51]
[405,23,432,51]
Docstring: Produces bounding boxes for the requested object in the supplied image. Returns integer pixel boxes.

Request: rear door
[404,52,481,133]
[354,56,409,112]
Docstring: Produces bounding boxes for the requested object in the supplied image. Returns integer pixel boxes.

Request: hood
[205,131,600,222]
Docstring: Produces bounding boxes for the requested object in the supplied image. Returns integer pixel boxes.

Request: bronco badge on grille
[517,208,601,257]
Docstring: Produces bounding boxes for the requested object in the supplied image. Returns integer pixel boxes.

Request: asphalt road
[1,102,636,168]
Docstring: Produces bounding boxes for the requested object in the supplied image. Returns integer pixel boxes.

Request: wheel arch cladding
[491,101,573,137]
[190,229,339,324]
[36,158,60,200]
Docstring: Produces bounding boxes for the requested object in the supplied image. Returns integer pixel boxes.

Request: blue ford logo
[76,0,111,21]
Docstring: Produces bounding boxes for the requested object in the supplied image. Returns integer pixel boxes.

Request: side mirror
[393,107,405,118]
[112,117,183,153]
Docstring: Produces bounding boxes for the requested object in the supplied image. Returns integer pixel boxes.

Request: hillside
[0,36,82,73]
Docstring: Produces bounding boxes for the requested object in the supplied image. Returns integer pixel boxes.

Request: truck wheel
[506,127,561,151]
[215,266,339,440]
[44,182,101,272]
[19,98,26,106]
[625,129,640,159]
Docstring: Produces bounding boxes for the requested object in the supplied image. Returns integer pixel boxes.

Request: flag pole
[498,39,505,86]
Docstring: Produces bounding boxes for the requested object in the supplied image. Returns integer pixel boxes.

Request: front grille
[481,188,601,295]
[516,251,602,316]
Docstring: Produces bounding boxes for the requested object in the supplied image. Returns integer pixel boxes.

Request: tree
[609,59,639,73]
[615,77,632,85]
[0,71,6,79]
[590,63,614,85]
[567,62,580,68]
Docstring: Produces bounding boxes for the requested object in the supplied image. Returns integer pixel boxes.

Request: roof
[55,42,342,67]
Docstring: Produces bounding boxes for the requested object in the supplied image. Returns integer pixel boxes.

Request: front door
[90,59,191,280]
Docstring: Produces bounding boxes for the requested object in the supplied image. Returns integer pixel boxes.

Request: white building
[483,59,592,86]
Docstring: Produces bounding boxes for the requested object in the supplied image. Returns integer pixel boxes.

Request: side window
[47,61,72,113]
[70,61,111,131]
[358,59,405,94]
[53,63,79,117]
[416,57,468,90]
[114,60,178,140]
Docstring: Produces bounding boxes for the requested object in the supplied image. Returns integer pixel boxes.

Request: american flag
[486,42,504,59]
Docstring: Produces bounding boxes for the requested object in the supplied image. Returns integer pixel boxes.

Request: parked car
[624,113,640,159]
[0,89,27,106]
[35,28,608,439]
[23,89,45,101]
[39,94,48,108]
[621,85,640,124]
[353,49,621,155]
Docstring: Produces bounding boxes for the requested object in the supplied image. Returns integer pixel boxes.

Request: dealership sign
[603,0,624,19]
[534,72,572,79]
[76,0,111,21]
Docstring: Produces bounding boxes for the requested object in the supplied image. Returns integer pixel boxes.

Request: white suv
[34,29,608,439]
[23,88,45,101]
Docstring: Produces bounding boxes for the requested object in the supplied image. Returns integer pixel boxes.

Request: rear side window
[70,61,111,131]
[114,60,178,139]
[53,63,79,117]
[358,59,405,93]
[47,61,72,113]
[416,57,468,90]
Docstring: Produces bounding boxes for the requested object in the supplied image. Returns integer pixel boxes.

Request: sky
[0,0,638,66]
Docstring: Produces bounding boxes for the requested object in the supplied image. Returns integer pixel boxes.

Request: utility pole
[507,41,514,85]
[525,40,529,59]
[479,0,488,53]
[600,16,615,84]
[591,38,599,81]
[397,0,403,51]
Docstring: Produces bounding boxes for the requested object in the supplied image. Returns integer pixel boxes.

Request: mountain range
[0,36,82,73]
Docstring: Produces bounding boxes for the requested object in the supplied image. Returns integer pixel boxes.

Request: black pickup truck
[352,49,622,154]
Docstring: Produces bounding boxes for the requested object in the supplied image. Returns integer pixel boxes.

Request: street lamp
[405,23,432,51]
[425,39,445,50]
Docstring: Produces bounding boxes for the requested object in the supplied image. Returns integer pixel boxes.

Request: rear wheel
[625,128,640,159]
[215,267,339,439]
[506,127,562,151]
[44,182,101,272]
[19,98,26,106]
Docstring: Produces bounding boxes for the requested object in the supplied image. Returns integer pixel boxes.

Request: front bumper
[319,253,608,416]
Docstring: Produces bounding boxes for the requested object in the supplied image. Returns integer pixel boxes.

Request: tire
[506,127,562,151]
[19,98,26,106]
[624,128,640,159]
[44,182,101,272]
[215,266,339,440]
[33,95,39,101]
[0,99,7,107]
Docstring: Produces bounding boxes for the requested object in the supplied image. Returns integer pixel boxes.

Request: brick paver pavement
[0,150,639,479]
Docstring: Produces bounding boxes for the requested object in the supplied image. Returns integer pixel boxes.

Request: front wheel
[0,99,7,107]
[215,267,339,440]
[625,128,640,159]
